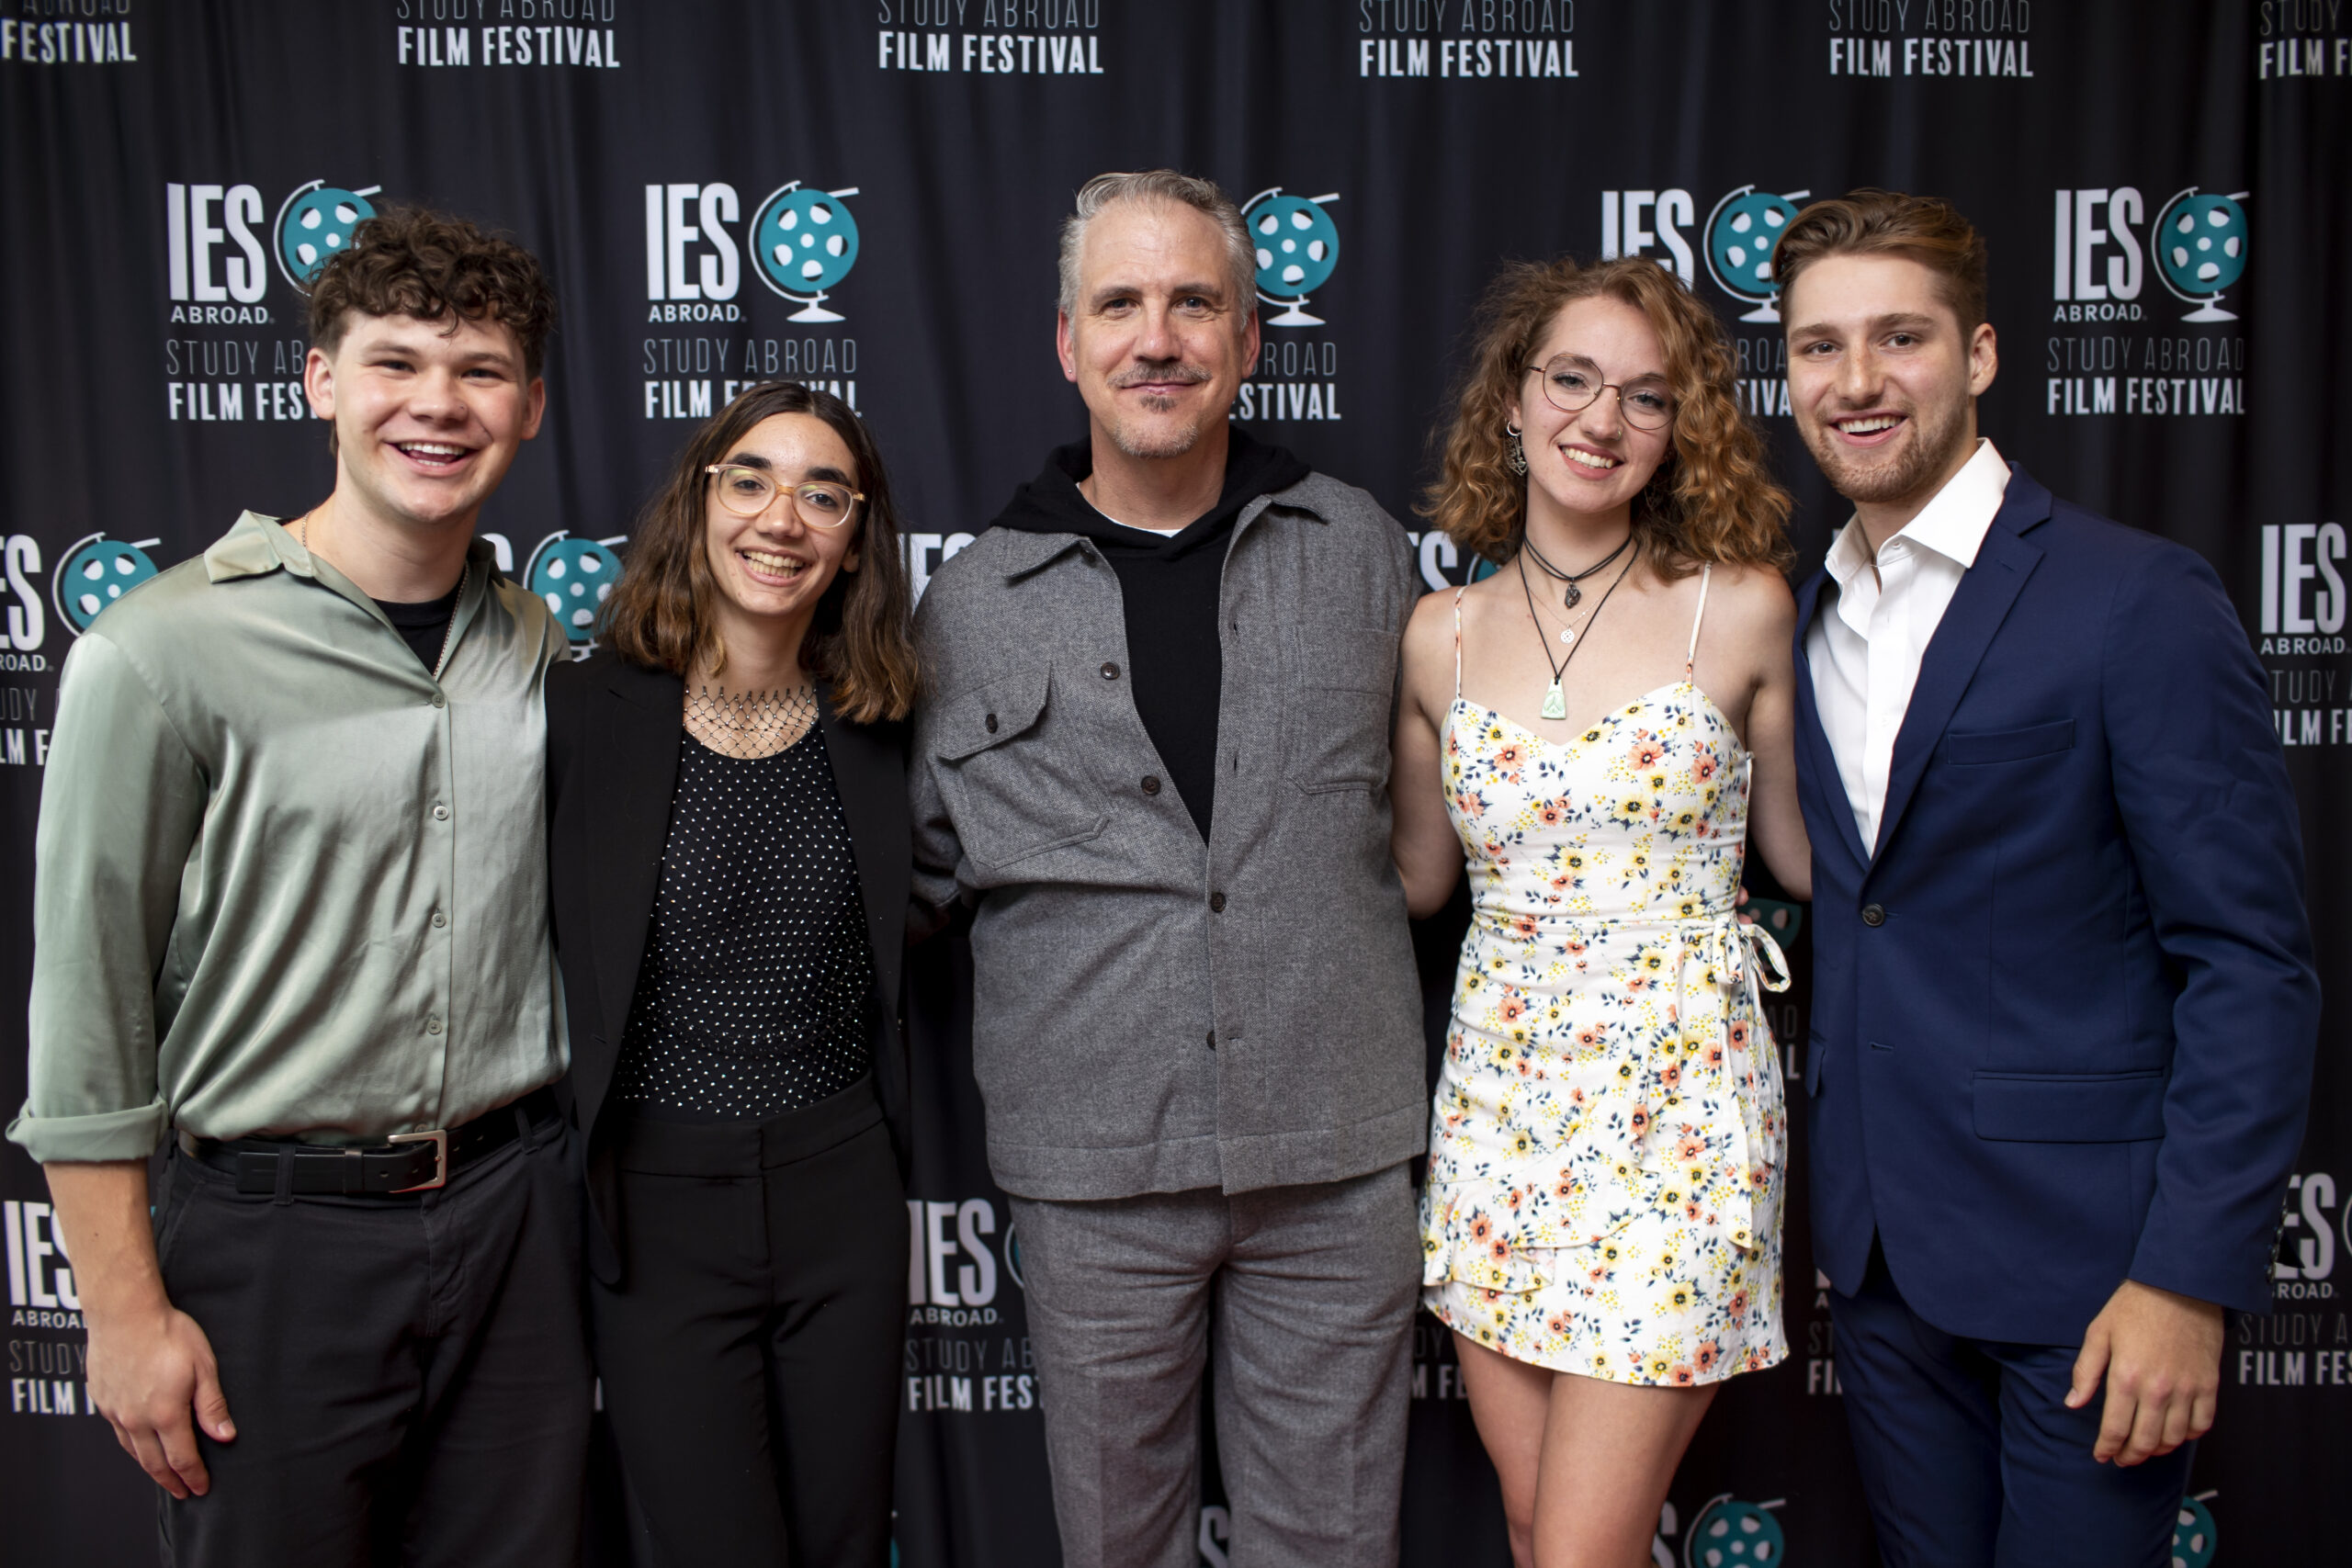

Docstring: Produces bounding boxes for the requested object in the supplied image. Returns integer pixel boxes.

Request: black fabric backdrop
[2,2,2346,1562]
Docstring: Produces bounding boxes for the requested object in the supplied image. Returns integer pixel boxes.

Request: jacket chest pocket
[935,667,1109,871]
[1284,624,1399,793]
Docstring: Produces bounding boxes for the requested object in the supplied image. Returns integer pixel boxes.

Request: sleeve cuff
[5,1099,170,1163]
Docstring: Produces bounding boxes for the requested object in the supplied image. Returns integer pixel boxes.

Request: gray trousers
[1009,1163,1419,1568]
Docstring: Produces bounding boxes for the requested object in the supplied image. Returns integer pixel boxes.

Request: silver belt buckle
[386,1129,450,1191]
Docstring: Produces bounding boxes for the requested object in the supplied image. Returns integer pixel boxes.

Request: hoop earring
[1505,423,1528,477]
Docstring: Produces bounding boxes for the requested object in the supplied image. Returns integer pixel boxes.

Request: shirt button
[984,713,1000,733]
[425,1016,443,1035]
[431,909,447,929]
[432,803,449,821]
[1101,661,1121,681]
[1204,1030,1216,1049]
[431,692,446,709]
[1861,903,1886,927]
[1209,891,1227,912]
[1141,775,1161,795]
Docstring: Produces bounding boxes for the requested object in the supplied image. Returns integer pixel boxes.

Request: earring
[1505,423,1528,477]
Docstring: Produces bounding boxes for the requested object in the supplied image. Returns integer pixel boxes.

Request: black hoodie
[987,429,1310,840]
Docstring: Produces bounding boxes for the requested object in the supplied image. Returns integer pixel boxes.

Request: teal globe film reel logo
[1243,187,1340,327]
[2170,1494,2217,1568]
[1682,1495,1785,1568]
[2153,188,2249,321]
[1704,186,1809,322]
[52,534,163,634]
[752,183,862,322]
[273,181,383,290]
[525,533,627,647]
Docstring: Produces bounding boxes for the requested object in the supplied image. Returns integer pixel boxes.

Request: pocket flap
[1946,718,2076,766]
[935,667,1050,762]
[1973,1069,2165,1142]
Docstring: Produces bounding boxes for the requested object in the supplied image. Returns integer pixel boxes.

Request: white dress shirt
[1806,438,2012,852]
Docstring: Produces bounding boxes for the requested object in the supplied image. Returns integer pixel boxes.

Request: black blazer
[545,650,913,1284]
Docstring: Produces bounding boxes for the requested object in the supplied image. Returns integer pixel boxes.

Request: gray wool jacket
[910,470,1428,1201]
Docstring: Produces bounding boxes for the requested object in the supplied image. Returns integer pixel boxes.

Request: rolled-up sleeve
[8,633,206,1162]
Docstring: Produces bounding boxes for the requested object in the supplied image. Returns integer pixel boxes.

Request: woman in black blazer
[545,381,918,1566]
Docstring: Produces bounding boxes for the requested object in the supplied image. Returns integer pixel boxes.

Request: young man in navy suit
[1773,189,2318,1567]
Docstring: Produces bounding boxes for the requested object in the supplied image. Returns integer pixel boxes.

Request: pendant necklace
[1521,529,1634,610]
[1519,538,1636,720]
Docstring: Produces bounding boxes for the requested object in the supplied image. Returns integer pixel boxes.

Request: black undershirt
[985,430,1308,840]
[372,580,463,672]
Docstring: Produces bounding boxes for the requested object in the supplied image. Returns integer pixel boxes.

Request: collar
[204,509,502,585]
[1824,437,2011,586]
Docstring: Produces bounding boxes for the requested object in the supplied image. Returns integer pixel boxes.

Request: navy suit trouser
[1829,1244,2193,1568]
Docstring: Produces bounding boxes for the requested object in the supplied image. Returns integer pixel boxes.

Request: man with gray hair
[910,170,1425,1566]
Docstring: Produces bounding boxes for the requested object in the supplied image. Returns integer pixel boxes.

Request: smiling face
[1508,294,1677,534]
[1057,198,1258,460]
[701,412,863,657]
[304,310,545,536]
[1783,252,1997,513]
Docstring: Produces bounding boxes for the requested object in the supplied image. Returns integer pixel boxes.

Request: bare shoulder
[1699,559,1798,644]
[1401,583,1460,680]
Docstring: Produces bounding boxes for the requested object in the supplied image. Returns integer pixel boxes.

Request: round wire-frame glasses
[1524,355,1677,431]
[705,464,865,528]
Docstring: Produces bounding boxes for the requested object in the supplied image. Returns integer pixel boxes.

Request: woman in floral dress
[1392,256,1812,1568]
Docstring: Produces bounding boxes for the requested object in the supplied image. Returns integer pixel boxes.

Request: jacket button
[984,713,999,733]
[1205,1030,1216,1049]
[1209,891,1227,912]
[1141,775,1161,795]
[1101,661,1120,680]
[1861,903,1885,927]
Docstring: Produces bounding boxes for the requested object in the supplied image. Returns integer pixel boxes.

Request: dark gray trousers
[153,1115,591,1568]
[1010,1163,1419,1568]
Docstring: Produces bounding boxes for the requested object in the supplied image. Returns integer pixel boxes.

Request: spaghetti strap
[1685,565,1713,676]
[1452,587,1466,699]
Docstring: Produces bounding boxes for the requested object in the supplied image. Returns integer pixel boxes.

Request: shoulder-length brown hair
[1422,256,1792,577]
[601,382,918,723]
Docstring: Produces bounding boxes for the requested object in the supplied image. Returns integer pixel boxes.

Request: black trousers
[590,1078,908,1568]
[153,1111,592,1568]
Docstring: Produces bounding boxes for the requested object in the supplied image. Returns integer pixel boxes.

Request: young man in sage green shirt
[6,209,582,1566]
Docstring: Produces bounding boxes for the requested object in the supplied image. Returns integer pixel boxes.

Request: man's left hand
[2065,1280,2223,1466]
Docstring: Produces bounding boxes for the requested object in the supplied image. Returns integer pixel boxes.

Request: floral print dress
[1419,571,1792,1386]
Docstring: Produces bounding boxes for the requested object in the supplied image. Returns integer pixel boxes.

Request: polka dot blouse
[609,724,876,1119]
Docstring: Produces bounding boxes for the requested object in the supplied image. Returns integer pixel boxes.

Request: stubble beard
[1804,395,1972,509]
[1108,398,1207,460]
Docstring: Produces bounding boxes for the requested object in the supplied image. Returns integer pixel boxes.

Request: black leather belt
[181,1087,560,1197]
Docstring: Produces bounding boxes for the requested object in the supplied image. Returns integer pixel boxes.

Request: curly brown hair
[1422,256,1791,577]
[308,205,558,378]
[601,382,919,724]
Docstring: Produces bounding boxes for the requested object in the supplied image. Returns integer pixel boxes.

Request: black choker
[1520,531,1634,609]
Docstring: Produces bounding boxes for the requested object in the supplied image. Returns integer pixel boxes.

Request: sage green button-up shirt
[6,513,570,1162]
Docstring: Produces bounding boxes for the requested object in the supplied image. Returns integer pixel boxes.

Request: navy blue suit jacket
[1794,464,2318,1345]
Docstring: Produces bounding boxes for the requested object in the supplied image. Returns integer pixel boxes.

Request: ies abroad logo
[394,1,624,73]
[1651,1494,1788,1568]
[1234,186,1345,425]
[642,179,864,420]
[1826,0,2034,79]
[1603,185,1802,419]
[164,177,376,424]
[522,532,628,650]
[2257,522,2350,750]
[875,0,1106,78]
[903,1193,1039,1417]
[2046,186,2247,419]
[1355,0,1578,82]
[51,533,162,637]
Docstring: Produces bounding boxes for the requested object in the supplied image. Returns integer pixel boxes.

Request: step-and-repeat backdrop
[3,2,2346,1562]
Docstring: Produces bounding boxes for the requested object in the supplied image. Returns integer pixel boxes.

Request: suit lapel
[1791,569,1871,873]
[588,661,684,1051]
[817,680,910,1009]
[1868,473,2052,866]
